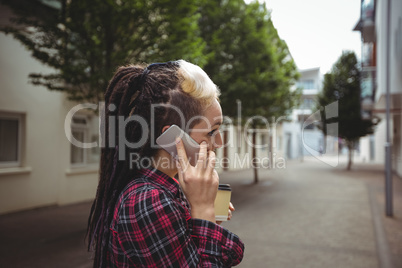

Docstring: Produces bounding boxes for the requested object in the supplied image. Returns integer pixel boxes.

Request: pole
[385,0,393,217]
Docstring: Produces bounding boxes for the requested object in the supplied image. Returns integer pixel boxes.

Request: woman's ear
[161,125,171,134]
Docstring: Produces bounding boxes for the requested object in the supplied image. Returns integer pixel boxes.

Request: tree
[2,0,301,181]
[199,0,300,182]
[317,51,378,170]
[0,0,205,103]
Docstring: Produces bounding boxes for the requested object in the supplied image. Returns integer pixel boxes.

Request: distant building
[279,68,328,160]
[354,0,402,177]
[216,68,329,170]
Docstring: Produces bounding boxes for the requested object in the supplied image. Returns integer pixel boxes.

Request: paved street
[0,156,401,268]
[221,157,402,268]
[0,201,93,268]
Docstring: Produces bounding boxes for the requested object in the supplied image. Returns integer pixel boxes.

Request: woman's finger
[175,160,184,184]
[175,137,189,170]
[227,209,232,221]
[205,150,216,175]
[196,141,208,167]
[229,202,235,211]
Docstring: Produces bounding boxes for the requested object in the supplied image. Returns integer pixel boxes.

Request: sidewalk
[0,201,93,268]
[219,157,402,268]
[0,157,401,268]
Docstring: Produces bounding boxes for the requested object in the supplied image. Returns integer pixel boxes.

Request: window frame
[0,112,23,168]
[70,115,89,167]
[69,114,100,168]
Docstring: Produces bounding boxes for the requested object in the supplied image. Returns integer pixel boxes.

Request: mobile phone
[156,125,200,166]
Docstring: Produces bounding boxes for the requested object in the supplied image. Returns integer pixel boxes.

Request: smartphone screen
[156,125,200,166]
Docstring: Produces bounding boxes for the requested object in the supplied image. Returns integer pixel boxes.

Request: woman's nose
[214,131,223,149]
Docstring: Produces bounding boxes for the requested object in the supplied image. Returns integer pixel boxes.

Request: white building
[354,0,402,177]
[279,68,328,160]
[0,4,99,214]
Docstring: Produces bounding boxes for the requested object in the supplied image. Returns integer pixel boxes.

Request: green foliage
[197,0,299,182]
[317,51,378,141]
[1,0,205,102]
[317,51,379,169]
[199,0,300,123]
[1,0,300,120]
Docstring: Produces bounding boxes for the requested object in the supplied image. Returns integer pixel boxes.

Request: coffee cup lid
[218,184,231,191]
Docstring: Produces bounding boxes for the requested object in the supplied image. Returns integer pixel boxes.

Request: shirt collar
[138,168,180,197]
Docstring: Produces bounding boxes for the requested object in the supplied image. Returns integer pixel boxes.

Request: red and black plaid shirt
[107,168,244,267]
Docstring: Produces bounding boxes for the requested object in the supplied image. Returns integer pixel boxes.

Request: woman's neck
[152,150,178,178]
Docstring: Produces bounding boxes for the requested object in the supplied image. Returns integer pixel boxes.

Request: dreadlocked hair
[86,60,220,267]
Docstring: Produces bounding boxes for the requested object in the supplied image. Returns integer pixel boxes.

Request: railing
[360,67,376,118]
[362,0,375,22]
[361,42,376,67]
[360,67,376,100]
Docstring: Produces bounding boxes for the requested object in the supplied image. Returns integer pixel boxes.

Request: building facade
[354,0,402,177]
[279,68,329,160]
[0,4,99,214]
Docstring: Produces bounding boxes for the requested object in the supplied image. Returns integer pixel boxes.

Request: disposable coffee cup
[214,184,232,222]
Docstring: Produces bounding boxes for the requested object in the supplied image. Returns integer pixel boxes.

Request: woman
[87,60,244,267]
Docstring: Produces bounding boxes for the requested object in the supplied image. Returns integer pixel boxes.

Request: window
[297,79,315,90]
[303,122,315,130]
[362,43,375,67]
[301,98,315,109]
[299,97,315,110]
[362,0,375,21]
[276,136,282,150]
[0,112,24,168]
[261,134,267,151]
[70,115,100,166]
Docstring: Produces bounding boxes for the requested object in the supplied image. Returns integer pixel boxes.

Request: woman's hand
[175,138,218,223]
[216,202,235,225]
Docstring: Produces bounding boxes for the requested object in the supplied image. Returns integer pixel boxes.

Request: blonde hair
[176,59,220,108]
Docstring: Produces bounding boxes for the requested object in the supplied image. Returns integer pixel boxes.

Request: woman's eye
[208,129,218,136]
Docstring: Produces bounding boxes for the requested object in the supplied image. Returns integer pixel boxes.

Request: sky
[251,0,362,74]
